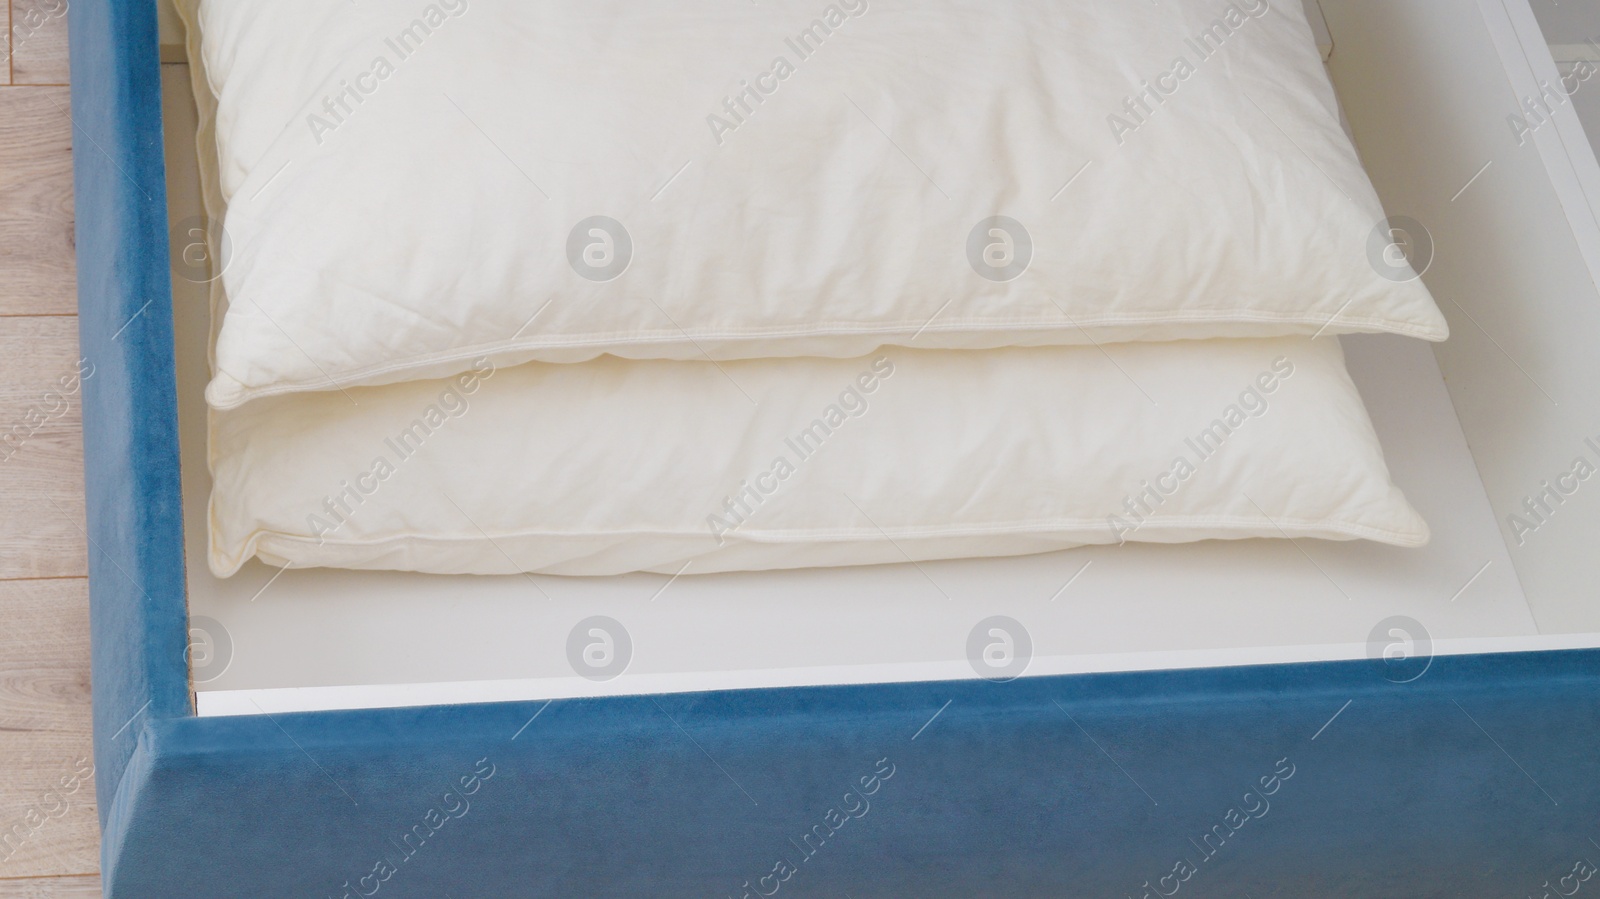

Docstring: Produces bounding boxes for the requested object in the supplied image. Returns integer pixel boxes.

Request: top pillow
[181,0,1447,409]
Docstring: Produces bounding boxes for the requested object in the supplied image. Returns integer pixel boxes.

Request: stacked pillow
[179,0,1446,577]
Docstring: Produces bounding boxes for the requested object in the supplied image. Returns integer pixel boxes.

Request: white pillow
[208,337,1428,577]
[179,0,1447,410]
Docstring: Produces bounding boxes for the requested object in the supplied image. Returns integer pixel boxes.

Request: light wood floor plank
[0,875,101,897]
[0,578,96,879]
[0,41,98,883]
[8,1,68,85]
[0,436,84,580]
[0,315,84,580]
[0,578,89,733]
[0,87,73,316]
[0,316,76,402]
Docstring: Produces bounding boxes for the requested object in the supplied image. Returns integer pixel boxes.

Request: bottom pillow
[208,338,1428,578]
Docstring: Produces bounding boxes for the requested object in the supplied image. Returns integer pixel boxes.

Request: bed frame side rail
[69,0,194,837]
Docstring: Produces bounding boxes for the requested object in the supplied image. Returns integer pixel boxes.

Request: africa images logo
[305,0,471,146]
[705,0,870,146]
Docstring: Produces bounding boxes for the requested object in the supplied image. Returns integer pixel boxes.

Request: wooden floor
[0,2,104,896]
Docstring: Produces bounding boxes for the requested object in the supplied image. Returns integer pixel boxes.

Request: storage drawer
[77,0,1600,895]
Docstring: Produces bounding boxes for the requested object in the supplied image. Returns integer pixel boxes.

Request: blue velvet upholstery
[70,0,191,836]
[102,653,1600,898]
[74,1,1600,896]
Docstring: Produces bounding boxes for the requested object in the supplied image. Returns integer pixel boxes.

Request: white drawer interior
[162,0,1600,716]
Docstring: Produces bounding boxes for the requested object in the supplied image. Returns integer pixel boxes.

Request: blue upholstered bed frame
[74,0,1600,895]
